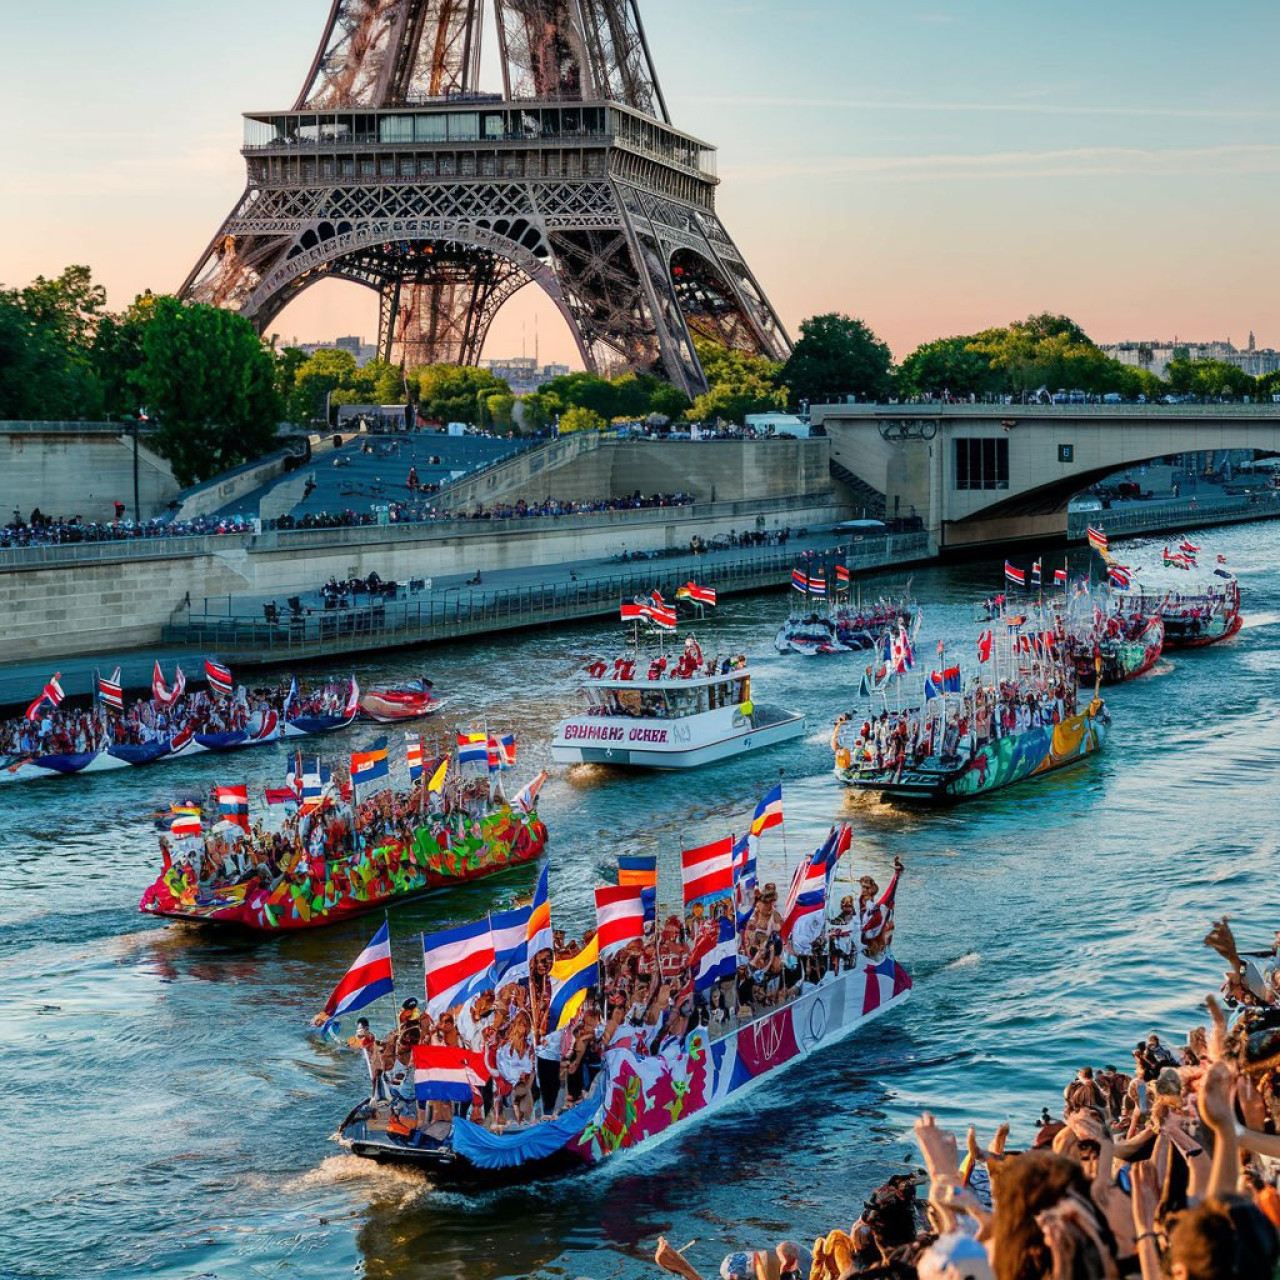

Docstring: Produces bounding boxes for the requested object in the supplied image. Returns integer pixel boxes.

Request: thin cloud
[691,94,1279,121]
[723,143,1280,183]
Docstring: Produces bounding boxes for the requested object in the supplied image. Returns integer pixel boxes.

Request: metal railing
[1067,492,1280,540]
[817,402,1280,419]
[164,532,930,660]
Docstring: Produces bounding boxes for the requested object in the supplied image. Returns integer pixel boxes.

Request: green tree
[558,404,607,434]
[537,371,620,419]
[1166,358,1255,400]
[517,390,559,432]
[781,313,893,405]
[686,339,787,424]
[274,345,309,402]
[289,348,359,424]
[138,297,283,485]
[412,364,512,424]
[485,392,516,429]
[896,336,1000,399]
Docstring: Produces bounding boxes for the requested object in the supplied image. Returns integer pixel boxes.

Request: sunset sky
[4,0,1278,364]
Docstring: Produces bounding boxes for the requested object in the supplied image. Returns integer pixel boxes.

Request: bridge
[811,402,1280,552]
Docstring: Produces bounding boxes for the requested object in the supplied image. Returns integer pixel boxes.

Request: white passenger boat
[551,664,805,769]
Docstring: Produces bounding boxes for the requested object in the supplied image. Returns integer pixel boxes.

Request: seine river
[2,522,1276,1280]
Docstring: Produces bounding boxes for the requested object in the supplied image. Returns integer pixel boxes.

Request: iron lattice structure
[182,0,789,392]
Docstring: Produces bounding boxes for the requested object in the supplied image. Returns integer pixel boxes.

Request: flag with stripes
[681,836,734,911]
[456,731,488,767]
[548,935,600,1030]
[350,740,389,787]
[594,885,646,960]
[422,918,496,1017]
[215,785,250,832]
[694,917,737,993]
[1053,567,1068,586]
[749,784,784,839]
[1086,526,1109,555]
[24,672,65,723]
[320,921,394,1027]
[413,1044,489,1103]
[526,863,553,958]
[808,573,827,599]
[1004,561,1025,587]
[791,567,809,593]
[487,732,517,772]
[204,658,233,696]
[1031,560,1042,588]
[170,804,202,839]
[488,905,532,985]
[97,667,123,712]
[617,854,657,888]
[406,733,424,782]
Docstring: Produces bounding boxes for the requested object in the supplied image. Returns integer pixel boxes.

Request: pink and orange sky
[3,0,1278,364]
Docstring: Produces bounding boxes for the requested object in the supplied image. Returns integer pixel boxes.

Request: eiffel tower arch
[181,1,790,395]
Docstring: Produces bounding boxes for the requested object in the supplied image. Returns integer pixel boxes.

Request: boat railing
[163,533,933,659]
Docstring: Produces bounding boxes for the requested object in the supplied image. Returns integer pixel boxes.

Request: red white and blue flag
[350,739,390,787]
[1004,561,1025,587]
[1087,526,1109,555]
[488,905,532,984]
[526,863,553,958]
[456,731,488,767]
[406,733,425,782]
[487,732,517,772]
[861,954,913,1014]
[422,917,496,1017]
[749,783,783,839]
[320,920,394,1026]
[733,833,758,929]
[808,573,827,599]
[782,825,850,941]
[594,884,647,959]
[791,567,809,593]
[413,1044,489,1103]
[693,916,737,993]
[1109,564,1133,589]
[24,672,65,723]
[646,593,678,630]
[681,836,734,910]
[513,771,548,813]
[835,564,850,585]
[1031,559,1042,588]
[215,784,250,832]
[1054,567,1068,586]
[97,667,123,712]
[204,658,233,696]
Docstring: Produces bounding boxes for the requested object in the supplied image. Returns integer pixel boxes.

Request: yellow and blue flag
[547,934,599,1029]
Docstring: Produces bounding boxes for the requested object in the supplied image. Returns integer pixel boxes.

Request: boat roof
[583,668,751,690]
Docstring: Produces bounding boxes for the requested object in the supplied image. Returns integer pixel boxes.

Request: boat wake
[286,1153,434,1207]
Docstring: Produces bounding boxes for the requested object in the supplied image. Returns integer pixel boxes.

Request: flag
[170,804,202,839]
[835,564,850,585]
[617,854,658,889]
[422,918,496,1017]
[923,671,943,700]
[646,600,677,630]
[749,784,784,839]
[694,917,737,993]
[977,630,993,663]
[808,573,827,599]
[427,755,450,793]
[890,626,915,675]
[298,758,331,813]
[350,740,389,787]
[782,826,846,941]
[733,833,758,928]
[547,935,600,1030]
[413,1044,490,1104]
[1180,539,1201,554]
[152,661,186,706]
[594,885,646,959]
[456,731,488,767]
[406,733,424,782]
[264,787,298,807]
[1031,560,1042,588]
[320,921,394,1025]
[791,568,809,593]
[1053,568,1068,586]
[513,770,547,812]
[487,733,517,772]
[526,863,553,958]
[204,658,233,696]
[678,581,717,606]
[862,954,914,1015]
[215,785,250,832]
[24,672,65,723]
[1086,526,1109,555]
[1109,564,1133,589]
[97,667,123,712]
[942,665,962,694]
[1004,561,1025,587]
[621,602,648,622]
[641,886,657,928]
[488,905,532,985]
[681,836,734,910]
[282,677,298,720]
[861,863,902,946]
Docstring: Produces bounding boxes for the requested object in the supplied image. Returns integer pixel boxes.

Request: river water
[2,522,1277,1280]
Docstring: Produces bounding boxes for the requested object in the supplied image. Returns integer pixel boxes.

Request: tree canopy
[781,313,894,406]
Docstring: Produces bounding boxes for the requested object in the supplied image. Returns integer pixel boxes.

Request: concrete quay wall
[2,496,842,660]
[0,423,180,522]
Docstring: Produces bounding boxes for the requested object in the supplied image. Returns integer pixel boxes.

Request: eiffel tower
[181,0,789,394]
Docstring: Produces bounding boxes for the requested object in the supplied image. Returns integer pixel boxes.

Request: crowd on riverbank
[0,510,255,547]
[654,916,1280,1280]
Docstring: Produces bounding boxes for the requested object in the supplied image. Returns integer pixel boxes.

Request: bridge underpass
[811,403,1280,552]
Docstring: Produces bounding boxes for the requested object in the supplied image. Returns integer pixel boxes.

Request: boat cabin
[582,670,751,720]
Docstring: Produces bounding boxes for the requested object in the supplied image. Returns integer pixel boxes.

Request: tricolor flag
[594,885,646,959]
[204,658,233,696]
[97,667,123,712]
[617,854,658,889]
[733,833,758,928]
[835,564,850,585]
[1053,567,1068,587]
[24,671,66,723]
[488,905,532,985]
[350,739,389,787]
[923,671,944,700]
[1180,539,1201,554]
[781,825,849,941]
[170,804,202,839]
[621,601,648,623]
[152,661,186,706]
[1109,564,1133,589]
[1031,560,1042,588]
[413,1044,489,1103]
[547,935,600,1030]
[456,731,488,767]
[977,630,993,663]
[677,581,717,607]
[791,567,809,593]
[808,573,827,599]
[942,665,962,694]
[297,758,332,813]
[646,597,678,630]
[422,918,496,1017]
[487,732,517,772]
[1004,561,1025,587]
[681,836,734,911]
[512,770,547,812]
[320,921,394,1028]
[215,784,250,832]
[526,863,553,958]
[1086,526,1109,555]
[693,916,737,994]
[264,786,298,807]
[406,733,425,782]
[749,784,784,839]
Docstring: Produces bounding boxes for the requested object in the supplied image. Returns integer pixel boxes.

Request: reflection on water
[2,532,1277,1278]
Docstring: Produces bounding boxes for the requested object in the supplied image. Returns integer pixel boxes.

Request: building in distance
[1103,333,1280,379]
[480,357,572,395]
